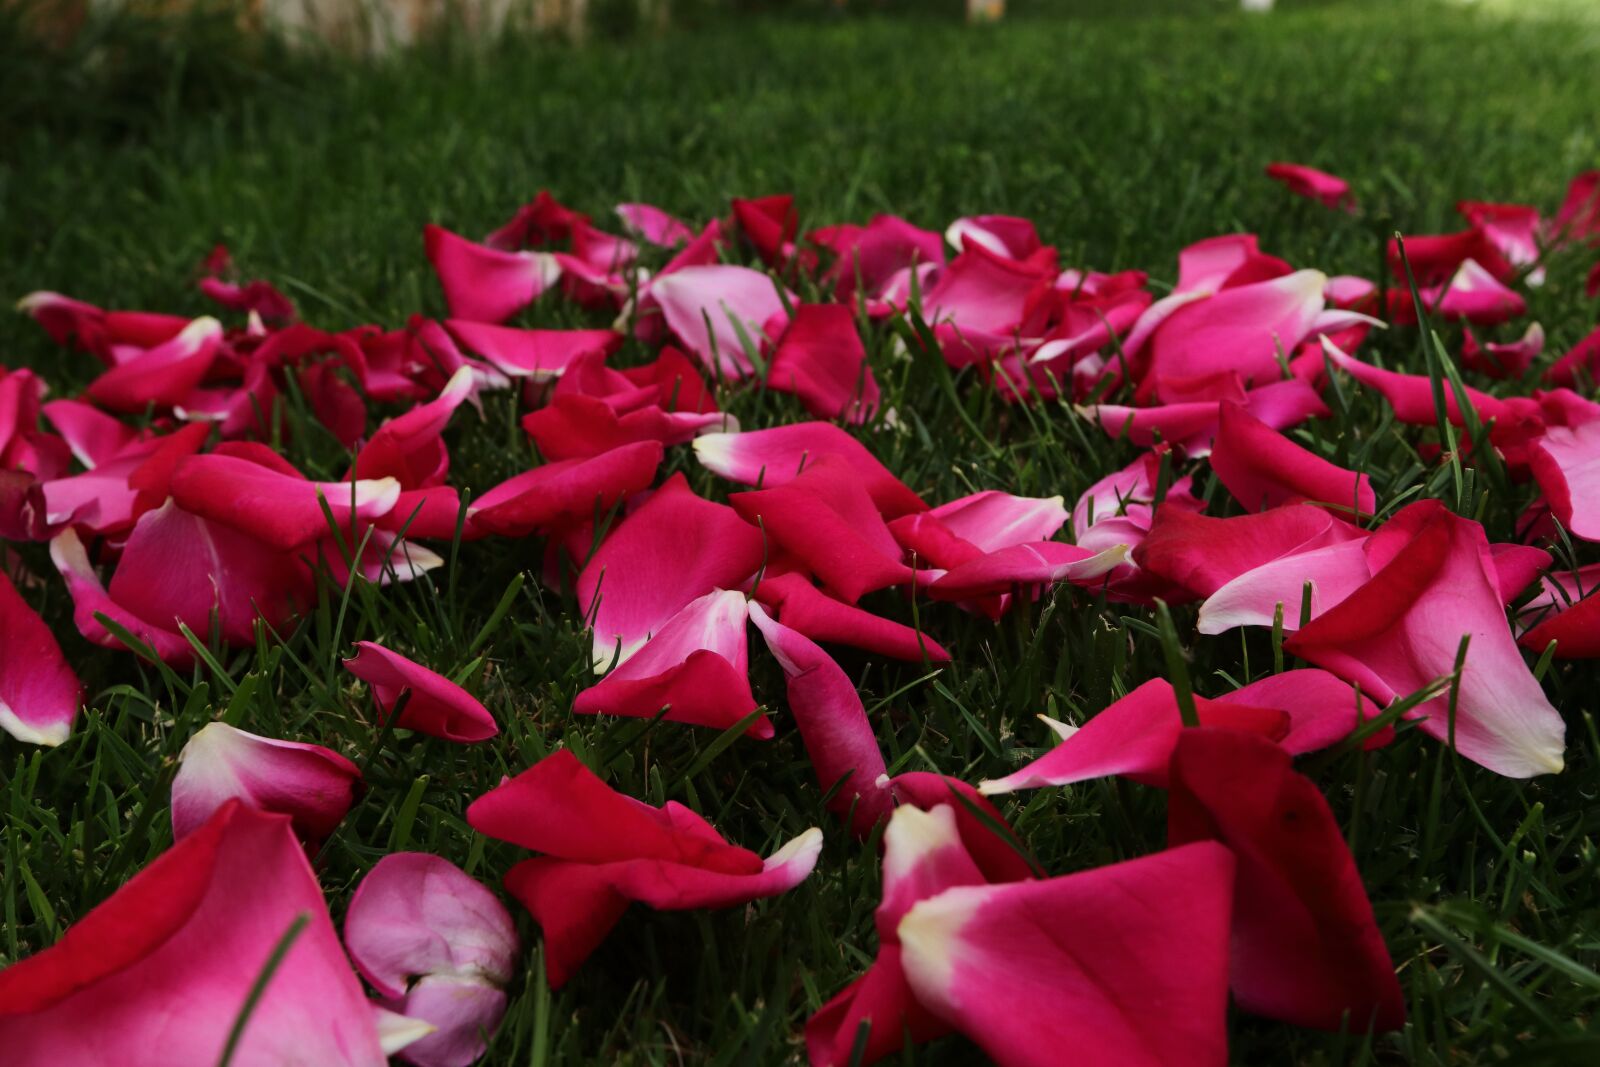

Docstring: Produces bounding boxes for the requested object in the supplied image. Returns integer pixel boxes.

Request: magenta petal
[805,805,985,1067]
[1324,337,1507,427]
[445,320,619,380]
[344,853,517,1007]
[470,750,820,987]
[616,202,695,247]
[1216,670,1390,754]
[0,802,391,1066]
[48,528,193,663]
[1211,402,1374,514]
[749,602,892,834]
[753,572,949,663]
[1196,536,1373,634]
[898,842,1236,1067]
[171,722,360,841]
[1142,270,1326,397]
[0,570,82,745]
[467,441,663,538]
[767,304,881,422]
[172,453,400,550]
[1169,729,1405,1032]
[109,499,307,645]
[84,317,224,413]
[351,367,475,489]
[39,398,141,468]
[389,974,508,1067]
[928,540,1128,601]
[573,589,766,735]
[344,642,498,742]
[1265,163,1355,211]
[694,422,926,518]
[978,679,1288,794]
[1136,503,1365,600]
[424,224,559,323]
[731,457,915,604]
[888,774,1035,884]
[578,473,764,671]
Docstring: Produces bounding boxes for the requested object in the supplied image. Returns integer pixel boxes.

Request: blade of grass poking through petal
[216,912,311,1067]
[1154,600,1199,727]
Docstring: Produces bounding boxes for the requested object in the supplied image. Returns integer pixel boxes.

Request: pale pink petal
[345,853,518,999]
[648,265,791,380]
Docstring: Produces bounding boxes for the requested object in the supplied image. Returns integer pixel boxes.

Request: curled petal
[344,642,498,743]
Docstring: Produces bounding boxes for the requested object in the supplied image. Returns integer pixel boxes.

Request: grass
[4,0,1600,1062]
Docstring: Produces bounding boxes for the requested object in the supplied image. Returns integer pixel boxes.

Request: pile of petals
[3,163,1599,1063]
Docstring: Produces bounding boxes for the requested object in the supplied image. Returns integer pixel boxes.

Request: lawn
[3,0,1600,1063]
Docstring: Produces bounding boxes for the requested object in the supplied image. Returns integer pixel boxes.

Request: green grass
[4,0,1600,1062]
